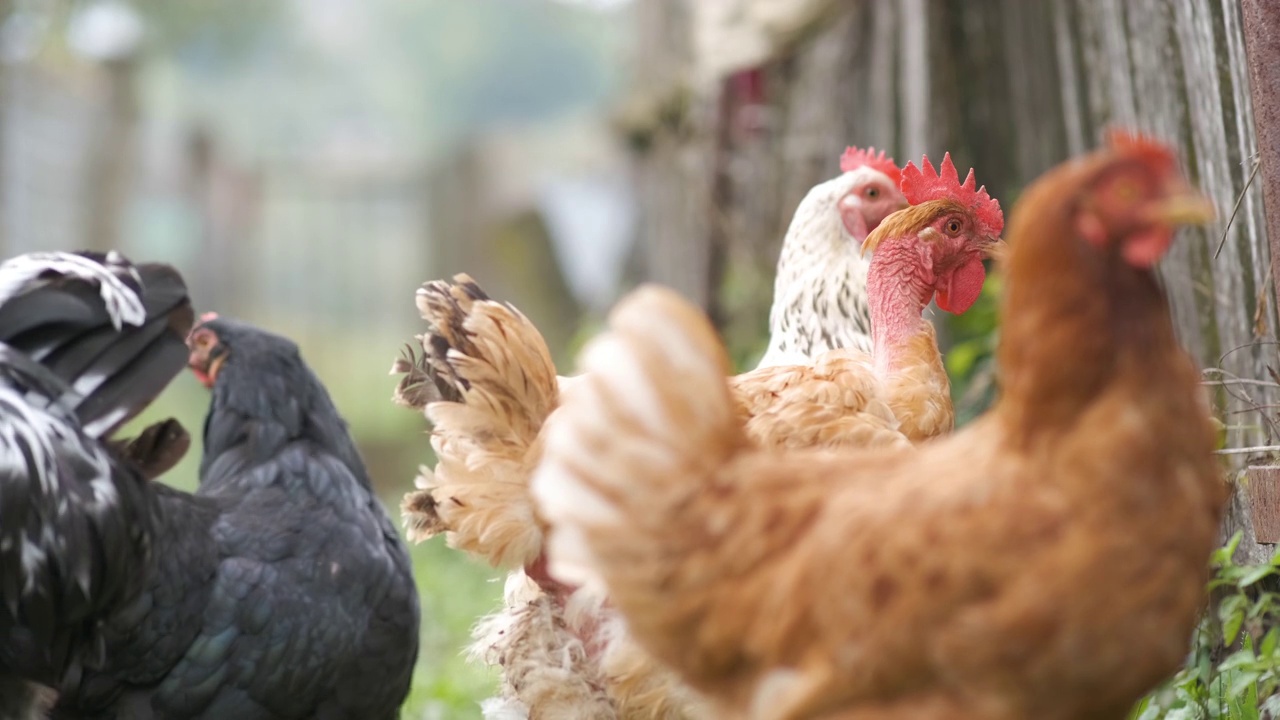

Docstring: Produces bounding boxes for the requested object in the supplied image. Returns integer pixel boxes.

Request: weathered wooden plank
[1245,466,1280,546]
[625,0,1280,458]
[1243,0,1280,343]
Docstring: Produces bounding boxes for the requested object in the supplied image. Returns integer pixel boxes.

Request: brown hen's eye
[946,220,961,235]
[1113,179,1140,203]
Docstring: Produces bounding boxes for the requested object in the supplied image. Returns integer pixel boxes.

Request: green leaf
[1229,670,1261,704]
[1248,593,1276,619]
[1239,565,1276,587]
[1127,697,1154,720]
[1221,595,1248,645]
[1218,649,1257,672]
[1209,415,1228,452]
[1214,532,1244,567]
[944,339,982,379]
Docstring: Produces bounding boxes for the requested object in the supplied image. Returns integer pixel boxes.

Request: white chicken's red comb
[840,146,902,186]
[900,153,1004,238]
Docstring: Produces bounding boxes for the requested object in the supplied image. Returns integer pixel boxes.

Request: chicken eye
[865,187,880,199]
[1113,179,1141,204]
[946,219,962,235]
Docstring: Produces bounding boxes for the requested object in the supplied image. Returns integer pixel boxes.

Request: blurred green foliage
[1132,533,1280,719]
[944,267,1002,426]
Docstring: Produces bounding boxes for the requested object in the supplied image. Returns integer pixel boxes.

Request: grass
[400,537,504,719]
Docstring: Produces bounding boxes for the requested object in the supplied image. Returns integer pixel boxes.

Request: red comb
[199,311,219,323]
[1104,127,1177,172]
[840,146,902,186]
[900,153,1004,238]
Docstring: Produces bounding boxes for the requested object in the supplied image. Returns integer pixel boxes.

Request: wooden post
[1242,0,1280,315]
[0,0,10,256]
[1246,466,1280,545]
[85,57,138,252]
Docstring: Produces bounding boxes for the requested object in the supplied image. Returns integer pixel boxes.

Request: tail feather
[0,251,146,337]
[0,256,192,438]
[393,274,560,568]
[0,250,190,690]
[70,314,191,438]
[531,285,742,590]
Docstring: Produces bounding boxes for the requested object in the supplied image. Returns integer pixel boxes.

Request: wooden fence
[622,0,1280,559]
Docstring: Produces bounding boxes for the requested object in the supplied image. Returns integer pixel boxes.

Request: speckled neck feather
[758,168,885,368]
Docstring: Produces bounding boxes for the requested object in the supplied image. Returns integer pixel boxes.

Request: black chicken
[0,251,193,720]
[51,315,421,719]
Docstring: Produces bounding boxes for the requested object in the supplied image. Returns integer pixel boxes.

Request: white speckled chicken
[757,147,907,367]
[392,145,906,575]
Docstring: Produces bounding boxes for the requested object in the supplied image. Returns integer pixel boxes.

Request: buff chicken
[532,130,1226,720]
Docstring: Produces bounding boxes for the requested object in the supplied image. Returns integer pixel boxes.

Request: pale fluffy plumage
[531,141,1226,719]
[394,276,704,718]
[393,277,557,570]
[731,350,910,451]
[758,167,892,368]
[471,572,615,720]
[471,573,712,720]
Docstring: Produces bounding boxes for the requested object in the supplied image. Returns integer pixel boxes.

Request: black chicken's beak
[187,313,228,389]
[189,344,226,389]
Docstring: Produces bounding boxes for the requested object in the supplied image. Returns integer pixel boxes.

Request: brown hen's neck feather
[994,162,1185,436]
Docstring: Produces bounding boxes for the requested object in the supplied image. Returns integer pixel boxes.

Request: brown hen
[533,130,1227,720]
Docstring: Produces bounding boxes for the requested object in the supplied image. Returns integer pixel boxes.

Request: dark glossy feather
[55,318,421,720]
[0,251,193,718]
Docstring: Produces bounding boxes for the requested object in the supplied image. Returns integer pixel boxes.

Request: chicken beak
[189,352,225,389]
[982,237,1009,263]
[206,353,226,385]
[1143,191,1216,228]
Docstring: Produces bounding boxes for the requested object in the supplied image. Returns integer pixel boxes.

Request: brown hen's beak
[1143,191,1216,227]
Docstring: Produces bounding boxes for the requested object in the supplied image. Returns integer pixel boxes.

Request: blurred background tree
[1,1,632,715]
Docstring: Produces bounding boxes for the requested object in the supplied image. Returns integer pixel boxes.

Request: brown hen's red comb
[840,146,902,186]
[1105,127,1177,172]
[900,153,1004,238]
